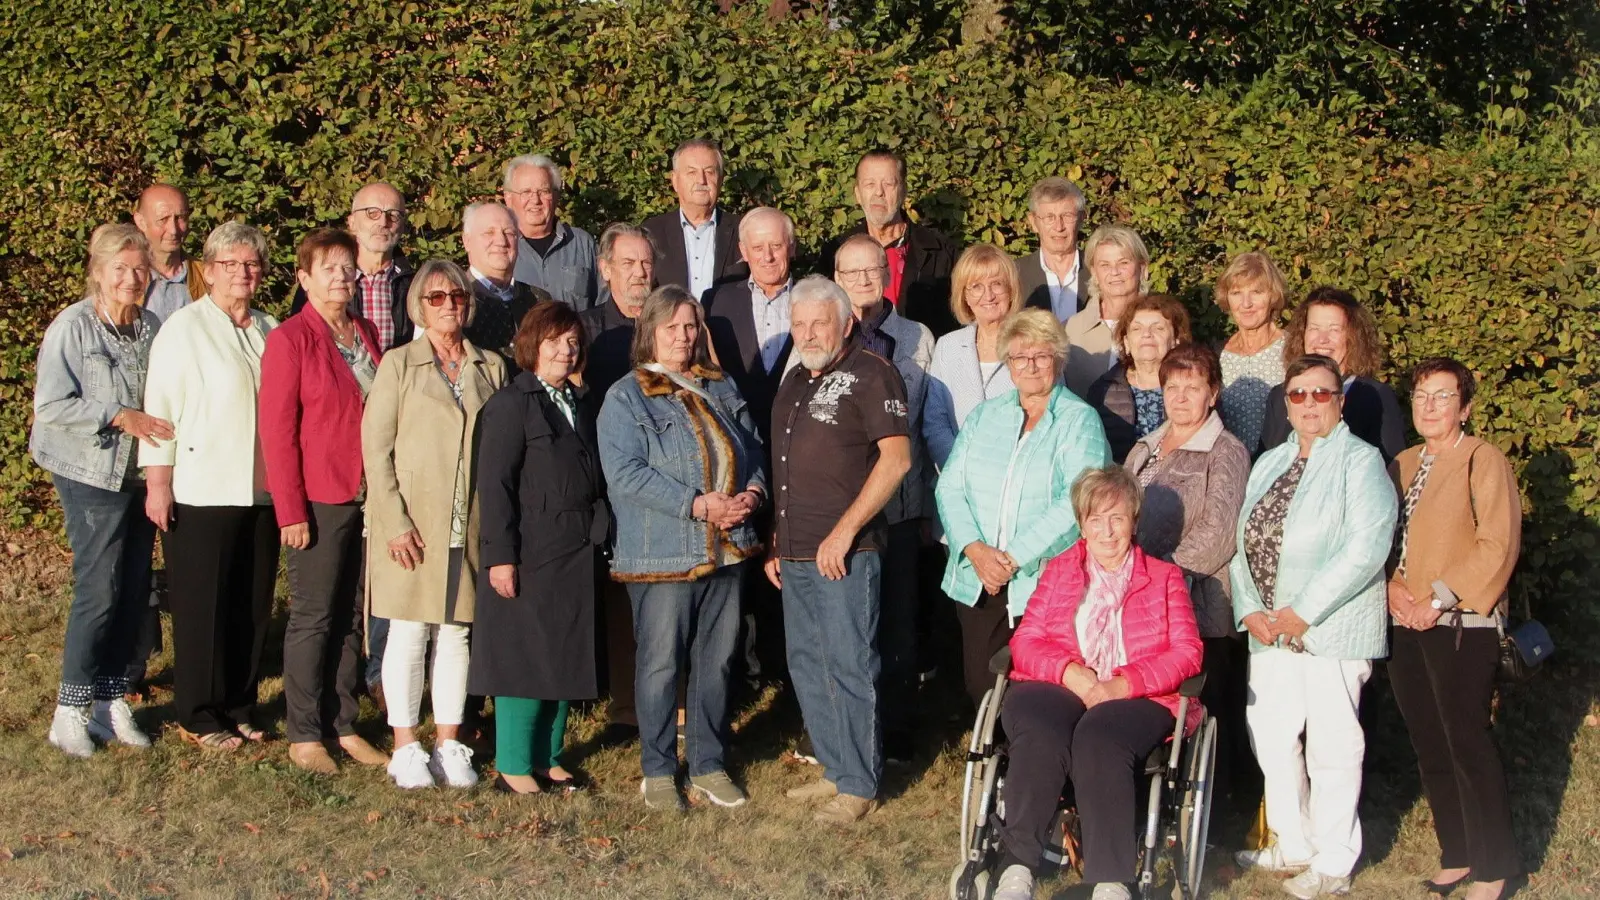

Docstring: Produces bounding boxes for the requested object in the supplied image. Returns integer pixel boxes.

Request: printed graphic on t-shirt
[884,399,907,418]
[809,371,858,424]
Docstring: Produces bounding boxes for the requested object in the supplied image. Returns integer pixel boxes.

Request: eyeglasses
[964,281,1010,297]
[1287,387,1339,405]
[215,260,264,275]
[506,188,556,201]
[353,206,405,223]
[1412,390,1461,407]
[424,290,470,307]
[1006,352,1055,370]
[835,266,884,282]
[1035,212,1079,228]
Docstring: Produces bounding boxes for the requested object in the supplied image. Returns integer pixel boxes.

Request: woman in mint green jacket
[937,310,1112,706]
[1228,355,1398,898]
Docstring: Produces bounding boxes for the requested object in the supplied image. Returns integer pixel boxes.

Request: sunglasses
[424,290,470,307]
[1287,387,1340,405]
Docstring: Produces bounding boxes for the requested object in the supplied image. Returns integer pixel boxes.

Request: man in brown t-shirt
[764,276,912,825]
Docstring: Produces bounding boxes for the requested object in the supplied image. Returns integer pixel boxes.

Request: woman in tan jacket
[362,260,508,791]
[1387,357,1521,900]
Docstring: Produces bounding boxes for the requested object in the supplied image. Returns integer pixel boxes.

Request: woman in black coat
[470,301,609,794]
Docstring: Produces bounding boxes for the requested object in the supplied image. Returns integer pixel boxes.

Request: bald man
[289,182,416,351]
[133,184,205,323]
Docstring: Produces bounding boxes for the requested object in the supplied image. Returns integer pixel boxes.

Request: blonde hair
[406,259,477,329]
[1214,251,1288,318]
[998,308,1069,366]
[1070,464,1143,525]
[1083,225,1151,303]
[84,223,151,300]
[949,244,1022,326]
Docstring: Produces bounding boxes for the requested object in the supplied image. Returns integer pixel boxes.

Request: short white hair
[502,153,564,194]
[790,274,851,331]
[462,201,515,233]
[738,206,795,246]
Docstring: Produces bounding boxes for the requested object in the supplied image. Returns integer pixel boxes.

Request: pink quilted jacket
[1010,541,1205,734]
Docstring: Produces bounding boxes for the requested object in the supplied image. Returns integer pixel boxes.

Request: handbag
[1464,447,1554,681]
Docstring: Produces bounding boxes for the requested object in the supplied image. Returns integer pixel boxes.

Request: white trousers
[382,618,471,729]
[1245,647,1373,878]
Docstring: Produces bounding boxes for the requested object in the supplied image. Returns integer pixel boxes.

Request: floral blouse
[1131,384,1166,440]
[1243,457,1307,610]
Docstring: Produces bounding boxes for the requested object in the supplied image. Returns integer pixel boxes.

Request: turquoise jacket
[937,386,1111,621]
[1229,421,1398,660]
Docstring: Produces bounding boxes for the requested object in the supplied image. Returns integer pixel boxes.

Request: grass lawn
[1,531,1596,899]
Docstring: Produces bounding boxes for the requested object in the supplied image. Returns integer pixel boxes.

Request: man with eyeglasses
[133,183,205,323]
[461,201,553,369]
[642,139,745,301]
[502,154,600,311]
[1018,176,1090,321]
[816,149,959,338]
[820,233,933,766]
[290,182,415,352]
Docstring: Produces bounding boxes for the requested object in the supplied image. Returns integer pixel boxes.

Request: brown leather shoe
[785,778,839,802]
[289,741,338,775]
[813,793,879,825]
[338,735,390,766]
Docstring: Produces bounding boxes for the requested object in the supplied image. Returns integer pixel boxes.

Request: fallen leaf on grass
[0,847,13,861]
[56,831,76,839]
[317,871,331,898]
[6,542,23,557]
[365,811,382,824]
[585,836,614,849]
[361,868,388,882]
[242,822,261,834]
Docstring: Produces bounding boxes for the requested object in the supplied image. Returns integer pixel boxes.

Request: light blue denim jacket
[598,365,768,580]
[30,298,161,492]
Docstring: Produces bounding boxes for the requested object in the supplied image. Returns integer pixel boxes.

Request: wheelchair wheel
[1176,717,1219,899]
[949,861,992,900]
[959,675,1008,854]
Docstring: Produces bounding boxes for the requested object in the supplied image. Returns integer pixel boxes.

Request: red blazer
[1010,541,1205,733]
[259,305,383,527]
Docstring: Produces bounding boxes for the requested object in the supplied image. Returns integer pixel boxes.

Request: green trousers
[493,697,569,775]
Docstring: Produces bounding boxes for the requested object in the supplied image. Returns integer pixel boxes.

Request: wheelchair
[951,648,1218,900]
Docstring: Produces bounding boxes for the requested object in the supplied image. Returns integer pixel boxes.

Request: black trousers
[956,587,1014,708]
[877,520,920,735]
[1389,626,1520,881]
[282,502,366,743]
[1201,633,1254,802]
[164,504,278,735]
[598,578,638,727]
[999,681,1175,884]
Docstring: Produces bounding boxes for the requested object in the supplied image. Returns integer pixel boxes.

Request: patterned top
[1131,384,1166,440]
[1243,456,1307,611]
[1393,451,1436,578]
[1132,445,1164,488]
[436,364,470,549]
[1220,334,1286,452]
[335,335,378,398]
[100,317,154,482]
[356,264,398,351]
[538,376,577,428]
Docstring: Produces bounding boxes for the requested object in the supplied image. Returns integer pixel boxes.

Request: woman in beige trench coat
[362,259,508,791]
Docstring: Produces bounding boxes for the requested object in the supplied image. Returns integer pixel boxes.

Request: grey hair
[790,274,851,331]
[670,138,725,173]
[461,201,515,233]
[1083,224,1152,302]
[201,221,268,265]
[84,223,151,300]
[502,153,564,194]
[597,222,656,262]
[738,206,795,246]
[834,232,888,268]
[1027,176,1088,218]
[630,285,715,369]
[406,258,477,329]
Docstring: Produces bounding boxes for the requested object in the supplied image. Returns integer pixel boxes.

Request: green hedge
[1,1,1596,621]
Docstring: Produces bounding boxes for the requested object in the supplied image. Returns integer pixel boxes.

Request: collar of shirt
[469,266,514,302]
[749,277,793,304]
[357,261,397,283]
[1041,250,1079,287]
[152,261,188,285]
[859,300,892,336]
[679,208,718,234]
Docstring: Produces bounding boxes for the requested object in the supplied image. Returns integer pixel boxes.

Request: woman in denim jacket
[597,286,767,812]
[30,224,173,757]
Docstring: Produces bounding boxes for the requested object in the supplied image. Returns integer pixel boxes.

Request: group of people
[31,141,1522,899]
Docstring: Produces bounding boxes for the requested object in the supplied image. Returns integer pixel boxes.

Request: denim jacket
[30,298,161,492]
[598,365,768,581]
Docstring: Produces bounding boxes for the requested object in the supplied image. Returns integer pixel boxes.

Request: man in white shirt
[642,139,745,300]
[1017,176,1089,322]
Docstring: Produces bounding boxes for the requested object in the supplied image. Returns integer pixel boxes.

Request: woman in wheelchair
[991,465,1202,900]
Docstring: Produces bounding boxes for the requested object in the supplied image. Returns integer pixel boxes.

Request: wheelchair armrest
[1178,673,1207,698]
[988,646,1013,676]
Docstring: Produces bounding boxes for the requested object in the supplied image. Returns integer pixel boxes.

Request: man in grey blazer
[1016,177,1089,321]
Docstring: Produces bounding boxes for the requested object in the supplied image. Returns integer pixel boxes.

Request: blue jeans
[782,553,882,799]
[629,564,743,778]
[365,615,390,688]
[54,474,156,705]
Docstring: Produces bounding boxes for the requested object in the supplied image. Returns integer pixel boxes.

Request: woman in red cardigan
[259,228,387,776]
[990,465,1203,900]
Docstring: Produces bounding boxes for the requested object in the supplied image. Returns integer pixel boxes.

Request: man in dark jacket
[1017,176,1090,321]
[462,201,553,369]
[290,182,416,352]
[579,224,657,396]
[642,139,745,301]
[815,150,960,337]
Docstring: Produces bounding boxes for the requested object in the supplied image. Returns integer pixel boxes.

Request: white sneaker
[429,739,479,788]
[48,705,95,758]
[89,698,151,748]
[1282,869,1352,898]
[1091,884,1133,900]
[1236,845,1312,873]
[992,864,1034,900]
[387,741,435,789]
